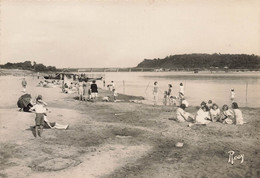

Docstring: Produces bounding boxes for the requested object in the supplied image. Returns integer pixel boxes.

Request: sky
[0,0,259,68]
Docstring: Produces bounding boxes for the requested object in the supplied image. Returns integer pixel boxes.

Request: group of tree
[0,61,58,72]
[137,53,260,69]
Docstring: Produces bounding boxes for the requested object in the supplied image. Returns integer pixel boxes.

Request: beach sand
[0,74,260,178]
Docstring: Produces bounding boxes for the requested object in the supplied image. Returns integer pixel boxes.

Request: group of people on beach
[176,100,244,125]
[175,87,244,126]
[152,81,243,125]
[61,80,99,101]
[153,81,186,106]
[19,76,245,139]
[61,80,118,102]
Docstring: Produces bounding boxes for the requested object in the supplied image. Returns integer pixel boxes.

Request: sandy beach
[0,74,260,178]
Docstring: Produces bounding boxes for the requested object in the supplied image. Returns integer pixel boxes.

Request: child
[179,83,184,95]
[112,88,118,102]
[209,103,221,122]
[167,84,172,105]
[176,104,194,122]
[230,88,235,101]
[181,97,189,108]
[109,81,115,91]
[169,96,177,106]
[207,100,213,109]
[231,102,244,125]
[220,105,234,124]
[31,95,47,138]
[78,83,84,101]
[21,78,27,92]
[195,105,211,124]
[167,84,172,97]
[153,82,159,105]
[163,91,168,105]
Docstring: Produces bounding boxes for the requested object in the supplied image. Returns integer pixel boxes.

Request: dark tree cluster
[137,53,260,69]
[0,61,58,72]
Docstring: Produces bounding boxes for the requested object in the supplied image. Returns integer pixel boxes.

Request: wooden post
[123,80,125,94]
[246,81,248,107]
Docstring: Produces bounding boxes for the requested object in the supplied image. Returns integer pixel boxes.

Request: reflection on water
[101,72,260,108]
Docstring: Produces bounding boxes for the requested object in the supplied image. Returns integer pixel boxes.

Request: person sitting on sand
[207,100,213,109]
[30,95,47,138]
[220,105,234,124]
[231,102,244,125]
[176,104,194,122]
[181,97,189,108]
[169,96,177,106]
[209,103,221,122]
[195,105,211,124]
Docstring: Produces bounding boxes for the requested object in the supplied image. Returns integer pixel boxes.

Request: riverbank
[0,76,260,178]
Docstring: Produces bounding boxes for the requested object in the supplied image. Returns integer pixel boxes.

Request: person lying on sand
[176,104,194,122]
[43,116,69,130]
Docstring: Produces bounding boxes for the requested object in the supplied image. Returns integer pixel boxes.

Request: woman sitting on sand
[209,103,221,122]
[231,102,244,125]
[176,104,194,122]
[220,105,234,124]
[195,105,211,124]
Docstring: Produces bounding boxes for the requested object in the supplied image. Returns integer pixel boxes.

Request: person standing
[230,88,235,102]
[109,81,115,91]
[31,95,47,138]
[153,81,162,105]
[21,78,27,92]
[167,84,173,105]
[103,80,106,88]
[179,83,184,95]
[90,80,98,101]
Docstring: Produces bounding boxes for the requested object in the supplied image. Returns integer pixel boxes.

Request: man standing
[21,78,27,92]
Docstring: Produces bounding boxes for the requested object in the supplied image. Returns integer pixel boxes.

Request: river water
[97,71,260,108]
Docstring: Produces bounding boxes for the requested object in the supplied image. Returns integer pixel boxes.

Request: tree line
[137,54,260,69]
[0,61,58,72]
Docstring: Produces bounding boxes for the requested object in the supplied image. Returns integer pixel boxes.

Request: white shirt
[233,109,243,125]
[182,100,189,107]
[31,104,47,113]
[179,86,184,94]
[176,108,190,122]
[210,108,220,117]
[196,109,210,124]
[231,91,235,99]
